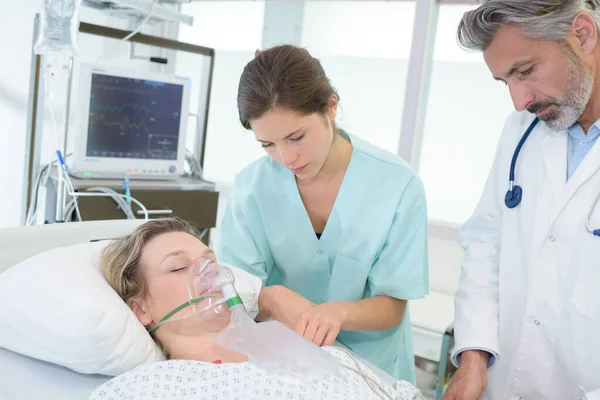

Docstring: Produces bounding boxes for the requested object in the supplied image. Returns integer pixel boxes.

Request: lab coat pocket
[570,202,600,318]
[570,267,600,391]
[571,267,600,319]
[327,254,371,302]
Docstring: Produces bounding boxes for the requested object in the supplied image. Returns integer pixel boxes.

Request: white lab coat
[452,110,600,400]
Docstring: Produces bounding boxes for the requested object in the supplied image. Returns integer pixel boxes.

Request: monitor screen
[86,72,185,161]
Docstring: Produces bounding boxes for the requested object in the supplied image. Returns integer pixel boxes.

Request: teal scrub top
[218,131,429,383]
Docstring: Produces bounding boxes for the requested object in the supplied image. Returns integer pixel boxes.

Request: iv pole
[22,18,215,225]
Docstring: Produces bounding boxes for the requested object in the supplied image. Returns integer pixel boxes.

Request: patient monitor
[70,64,191,180]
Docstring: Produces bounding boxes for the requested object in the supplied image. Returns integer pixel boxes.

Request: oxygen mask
[148,257,254,335]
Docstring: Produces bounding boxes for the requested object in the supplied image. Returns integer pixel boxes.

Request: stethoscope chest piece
[505,185,523,209]
[505,116,600,238]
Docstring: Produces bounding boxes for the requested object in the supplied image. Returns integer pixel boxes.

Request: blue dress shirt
[567,122,600,180]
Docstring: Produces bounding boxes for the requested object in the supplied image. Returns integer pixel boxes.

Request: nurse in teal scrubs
[218,45,429,383]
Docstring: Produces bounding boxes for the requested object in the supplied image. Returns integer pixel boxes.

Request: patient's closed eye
[172,266,188,272]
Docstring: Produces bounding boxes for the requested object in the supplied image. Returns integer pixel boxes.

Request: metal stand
[23,18,215,226]
[435,324,455,400]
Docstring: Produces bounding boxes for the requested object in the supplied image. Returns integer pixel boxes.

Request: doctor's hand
[294,302,348,347]
[442,350,488,400]
[257,285,315,328]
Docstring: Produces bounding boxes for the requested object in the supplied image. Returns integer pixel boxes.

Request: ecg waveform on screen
[91,113,150,133]
[86,75,182,160]
[91,84,154,96]
[93,102,153,115]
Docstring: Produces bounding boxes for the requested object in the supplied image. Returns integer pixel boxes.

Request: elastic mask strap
[147,296,208,336]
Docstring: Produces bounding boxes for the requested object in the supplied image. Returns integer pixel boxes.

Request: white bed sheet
[0,348,110,400]
[91,347,424,400]
[0,346,398,400]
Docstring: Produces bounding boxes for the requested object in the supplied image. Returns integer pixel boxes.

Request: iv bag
[34,0,82,56]
[213,320,343,384]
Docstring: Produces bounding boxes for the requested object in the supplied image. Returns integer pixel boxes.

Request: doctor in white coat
[443,1,600,400]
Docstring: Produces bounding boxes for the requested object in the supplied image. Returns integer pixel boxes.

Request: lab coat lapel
[552,139,600,221]
[539,129,567,198]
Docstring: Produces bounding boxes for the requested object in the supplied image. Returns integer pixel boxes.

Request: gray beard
[541,53,594,132]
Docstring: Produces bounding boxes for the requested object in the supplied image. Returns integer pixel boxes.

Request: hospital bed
[409,236,463,399]
[0,219,143,400]
[0,348,110,400]
[411,293,455,399]
[0,219,407,400]
[0,219,144,273]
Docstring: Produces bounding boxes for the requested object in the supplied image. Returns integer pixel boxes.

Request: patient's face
[132,231,217,334]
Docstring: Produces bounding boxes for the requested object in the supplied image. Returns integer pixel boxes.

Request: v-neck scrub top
[218,131,429,383]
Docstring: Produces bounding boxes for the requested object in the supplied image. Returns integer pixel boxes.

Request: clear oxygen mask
[147,257,342,383]
[147,257,255,335]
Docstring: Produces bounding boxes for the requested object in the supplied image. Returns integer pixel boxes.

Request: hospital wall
[0,1,516,296]
[176,0,514,232]
[171,1,512,296]
[173,1,512,296]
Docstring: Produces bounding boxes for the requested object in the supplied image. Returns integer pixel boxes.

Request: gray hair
[457,0,600,51]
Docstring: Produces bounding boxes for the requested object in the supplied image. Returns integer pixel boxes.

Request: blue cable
[123,173,131,205]
[55,149,67,172]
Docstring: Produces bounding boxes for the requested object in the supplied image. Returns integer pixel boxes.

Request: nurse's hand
[294,302,348,347]
[442,350,488,400]
[258,285,315,328]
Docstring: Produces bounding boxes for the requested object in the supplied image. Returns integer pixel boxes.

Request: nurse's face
[128,231,218,334]
[250,101,338,180]
[484,24,595,131]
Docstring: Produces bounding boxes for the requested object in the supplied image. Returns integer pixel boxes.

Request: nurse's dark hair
[458,0,600,51]
[100,217,201,305]
[237,45,339,129]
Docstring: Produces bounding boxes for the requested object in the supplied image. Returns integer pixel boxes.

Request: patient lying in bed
[97,217,424,400]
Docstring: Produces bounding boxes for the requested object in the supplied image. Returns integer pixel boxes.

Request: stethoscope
[504,116,600,237]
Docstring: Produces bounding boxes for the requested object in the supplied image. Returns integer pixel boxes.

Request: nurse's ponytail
[237,45,339,129]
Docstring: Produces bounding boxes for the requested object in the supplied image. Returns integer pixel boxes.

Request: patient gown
[90,347,425,400]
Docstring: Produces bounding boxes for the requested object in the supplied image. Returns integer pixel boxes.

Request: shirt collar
[568,120,600,142]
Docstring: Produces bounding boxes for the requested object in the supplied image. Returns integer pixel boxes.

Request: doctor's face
[250,105,337,180]
[484,25,595,131]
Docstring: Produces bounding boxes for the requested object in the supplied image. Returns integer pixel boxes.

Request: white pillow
[0,240,261,376]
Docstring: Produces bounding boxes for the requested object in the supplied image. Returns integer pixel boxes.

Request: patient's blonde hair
[101,217,201,304]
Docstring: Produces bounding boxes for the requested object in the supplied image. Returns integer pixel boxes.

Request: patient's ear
[128,297,153,327]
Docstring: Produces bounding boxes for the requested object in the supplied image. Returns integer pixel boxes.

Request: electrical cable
[42,62,82,223]
[63,186,139,222]
[61,168,82,222]
[96,0,161,64]
[335,347,395,400]
[185,149,202,177]
[184,113,203,178]
[67,192,149,221]
[121,0,161,41]
[88,187,135,219]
